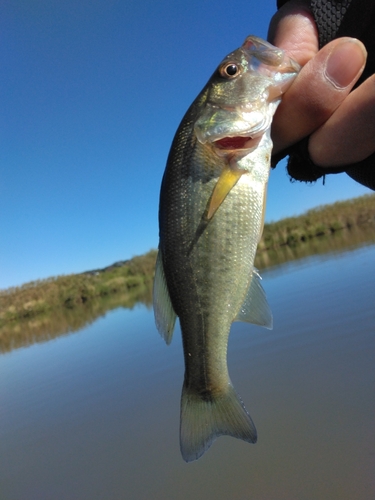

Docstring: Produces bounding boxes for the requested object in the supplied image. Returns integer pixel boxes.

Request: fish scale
[153,35,300,462]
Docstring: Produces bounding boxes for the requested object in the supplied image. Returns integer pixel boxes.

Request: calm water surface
[1,245,374,500]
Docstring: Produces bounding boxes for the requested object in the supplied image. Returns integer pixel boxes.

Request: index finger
[268,2,367,155]
[268,0,319,64]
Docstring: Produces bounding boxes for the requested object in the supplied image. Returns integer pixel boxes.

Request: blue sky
[0,0,371,289]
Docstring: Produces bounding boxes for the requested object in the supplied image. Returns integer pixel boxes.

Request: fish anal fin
[235,269,273,329]
[153,250,177,344]
[180,382,257,462]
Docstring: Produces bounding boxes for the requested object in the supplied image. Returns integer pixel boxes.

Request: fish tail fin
[180,382,257,462]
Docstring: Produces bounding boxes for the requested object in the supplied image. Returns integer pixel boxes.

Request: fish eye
[220,62,241,78]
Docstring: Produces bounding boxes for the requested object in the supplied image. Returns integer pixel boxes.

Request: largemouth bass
[153,36,299,462]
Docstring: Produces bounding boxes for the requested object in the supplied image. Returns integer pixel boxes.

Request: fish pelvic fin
[235,268,273,329]
[153,250,177,345]
[206,166,243,220]
[180,382,257,462]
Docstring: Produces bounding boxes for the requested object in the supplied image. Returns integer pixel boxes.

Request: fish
[153,35,300,462]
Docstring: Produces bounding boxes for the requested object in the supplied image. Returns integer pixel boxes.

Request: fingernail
[325,39,367,89]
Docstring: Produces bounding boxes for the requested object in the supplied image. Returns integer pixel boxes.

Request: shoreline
[1,194,374,330]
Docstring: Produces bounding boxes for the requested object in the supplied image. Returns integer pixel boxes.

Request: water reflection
[1,224,374,354]
[0,242,374,500]
[0,284,152,353]
[255,221,375,270]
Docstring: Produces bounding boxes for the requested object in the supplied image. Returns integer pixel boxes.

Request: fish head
[194,35,300,156]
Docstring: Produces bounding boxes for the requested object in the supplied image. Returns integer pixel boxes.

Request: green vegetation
[0,250,157,329]
[0,285,153,354]
[255,221,375,270]
[255,194,375,269]
[258,193,375,252]
[1,194,374,352]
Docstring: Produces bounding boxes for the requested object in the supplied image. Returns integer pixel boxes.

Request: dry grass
[0,250,157,327]
[258,194,375,253]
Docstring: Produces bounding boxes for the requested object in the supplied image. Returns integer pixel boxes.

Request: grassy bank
[0,285,153,353]
[1,194,374,330]
[258,193,375,252]
[0,250,157,328]
[255,194,375,269]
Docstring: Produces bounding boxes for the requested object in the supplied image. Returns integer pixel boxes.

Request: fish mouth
[213,135,262,151]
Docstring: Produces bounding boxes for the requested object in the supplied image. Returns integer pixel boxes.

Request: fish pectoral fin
[153,250,177,344]
[235,268,273,329]
[258,181,268,243]
[206,166,243,220]
[180,382,257,462]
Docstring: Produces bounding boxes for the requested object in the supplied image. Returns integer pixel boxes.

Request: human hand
[268,0,375,169]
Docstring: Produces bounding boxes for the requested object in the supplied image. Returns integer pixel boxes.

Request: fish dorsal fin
[235,269,273,329]
[153,250,177,344]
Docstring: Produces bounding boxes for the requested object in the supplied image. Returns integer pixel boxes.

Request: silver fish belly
[153,36,299,462]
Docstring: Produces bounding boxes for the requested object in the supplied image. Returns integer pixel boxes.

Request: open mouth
[213,135,261,151]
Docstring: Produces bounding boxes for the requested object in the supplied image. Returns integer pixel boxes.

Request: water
[1,245,374,500]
